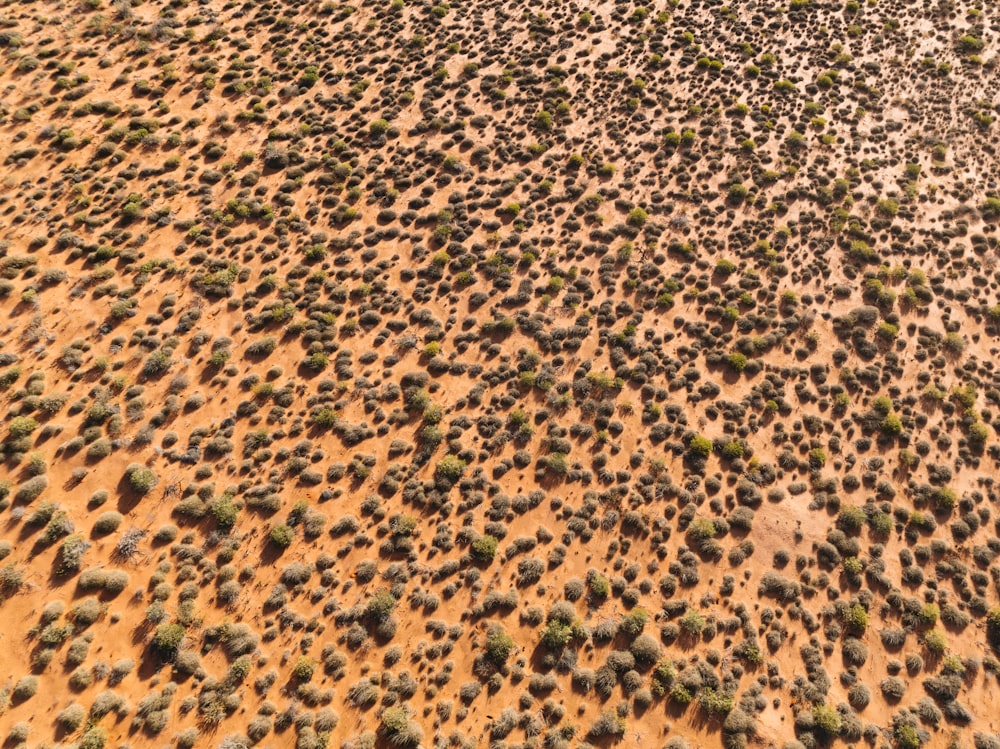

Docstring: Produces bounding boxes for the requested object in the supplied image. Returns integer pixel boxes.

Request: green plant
[688,434,713,458]
[471,534,498,562]
[270,524,294,548]
[127,465,157,494]
[844,604,868,633]
[698,687,734,716]
[881,413,903,435]
[812,704,842,736]
[923,629,946,654]
[588,573,610,599]
[540,620,573,650]
[436,455,466,483]
[152,623,185,658]
[484,625,515,663]
[209,495,239,529]
[365,589,396,622]
[292,656,316,681]
[670,683,693,705]
[679,609,706,636]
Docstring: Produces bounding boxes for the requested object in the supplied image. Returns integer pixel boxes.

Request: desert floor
[1,0,1000,748]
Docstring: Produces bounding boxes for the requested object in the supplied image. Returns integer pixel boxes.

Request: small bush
[471,534,498,562]
[152,623,185,658]
[12,675,39,701]
[57,703,87,731]
[127,465,157,494]
[270,524,294,548]
[93,511,123,535]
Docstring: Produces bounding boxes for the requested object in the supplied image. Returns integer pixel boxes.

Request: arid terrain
[0,0,999,747]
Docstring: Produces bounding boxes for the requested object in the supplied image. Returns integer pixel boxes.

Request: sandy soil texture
[0,0,999,747]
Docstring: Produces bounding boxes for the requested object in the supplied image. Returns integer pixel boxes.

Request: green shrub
[688,434,713,458]
[485,625,515,663]
[209,495,239,529]
[844,604,868,633]
[671,683,693,705]
[698,687,734,716]
[471,534,498,562]
[292,656,316,681]
[365,589,396,622]
[270,524,294,548]
[838,505,866,531]
[813,704,842,736]
[380,705,422,746]
[917,603,939,626]
[152,623,185,658]
[923,629,947,654]
[588,573,610,599]
[435,455,466,482]
[728,352,748,372]
[540,621,573,650]
[881,413,903,435]
[127,465,157,494]
[679,609,706,636]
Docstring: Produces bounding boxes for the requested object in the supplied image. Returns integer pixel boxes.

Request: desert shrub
[471,534,498,562]
[572,668,595,692]
[347,678,379,708]
[842,637,868,665]
[517,557,545,586]
[92,511,123,534]
[152,623,185,658]
[630,633,661,665]
[270,524,294,548]
[127,464,157,494]
[0,563,24,592]
[848,683,870,709]
[57,703,87,731]
[71,596,102,626]
[758,572,800,601]
[380,705,423,746]
[59,534,90,573]
[365,589,396,623]
[153,524,179,543]
[15,475,48,503]
[69,665,94,690]
[589,710,626,738]
[485,624,515,664]
[6,723,29,744]
[974,735,1000,749]
[81,725,110,749]
[12,675,38,701]
[880,676,906,700]
[881,627,907,648]
[108,658,135,685]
